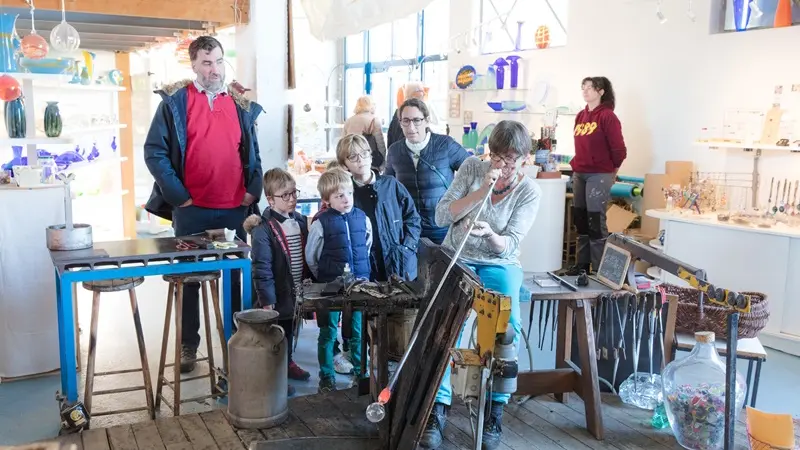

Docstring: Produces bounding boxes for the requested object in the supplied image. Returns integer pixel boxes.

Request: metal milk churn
[227,309,289,429]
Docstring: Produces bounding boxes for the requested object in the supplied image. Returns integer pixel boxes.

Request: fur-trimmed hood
[243,214,262,234]
[156,79,253,112]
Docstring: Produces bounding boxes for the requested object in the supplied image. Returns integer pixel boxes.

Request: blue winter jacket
[316,208,371,283]
[143,80,264,221]
[385,133,470,243]
[354,173,422,281]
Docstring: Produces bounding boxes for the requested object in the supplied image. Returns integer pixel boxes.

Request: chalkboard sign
[595,242,632,290]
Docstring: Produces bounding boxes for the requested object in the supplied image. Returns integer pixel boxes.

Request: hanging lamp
[50,0,81,52]
[21,0,48,59]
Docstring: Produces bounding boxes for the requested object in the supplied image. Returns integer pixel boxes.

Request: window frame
[343,5,450,130]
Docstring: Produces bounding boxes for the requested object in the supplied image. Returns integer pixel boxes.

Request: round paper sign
[455,65,477,89]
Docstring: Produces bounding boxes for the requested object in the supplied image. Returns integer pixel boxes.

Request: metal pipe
[366,177,499,420]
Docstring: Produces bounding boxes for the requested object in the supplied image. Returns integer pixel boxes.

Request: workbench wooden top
[524,272,618,300]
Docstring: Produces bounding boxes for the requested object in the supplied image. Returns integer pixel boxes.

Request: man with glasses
[144,35,264,373]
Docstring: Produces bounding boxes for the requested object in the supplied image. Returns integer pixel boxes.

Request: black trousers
[276,318,295,365]
[171,205,247,349]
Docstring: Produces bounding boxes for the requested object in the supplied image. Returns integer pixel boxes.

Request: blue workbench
[49,236,252,403]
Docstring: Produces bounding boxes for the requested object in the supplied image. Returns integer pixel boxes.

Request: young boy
[244,168,312,396]
[305,168,372,393]
[337,133,421,283]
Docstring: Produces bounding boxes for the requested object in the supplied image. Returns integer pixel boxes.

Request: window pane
[480,0,568,53]
[368,23,393,61]
[346,33,365,63]
[345,68,364,120]
[393,13,420,61]
[423,0,450,56]
[369,72,393,124]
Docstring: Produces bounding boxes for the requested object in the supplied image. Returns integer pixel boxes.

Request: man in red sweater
[144,36,264,372]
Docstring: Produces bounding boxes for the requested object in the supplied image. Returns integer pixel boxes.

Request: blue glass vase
[44,101,62,137]
[732,0,751,31]
[0,13,19,72]
[4,96,26,138]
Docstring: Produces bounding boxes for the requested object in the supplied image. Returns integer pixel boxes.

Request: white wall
[449,0,800,192]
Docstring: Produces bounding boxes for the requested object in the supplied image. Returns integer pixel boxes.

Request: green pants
[318,311,363,380]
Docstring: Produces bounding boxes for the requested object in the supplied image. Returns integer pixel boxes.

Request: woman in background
[564,76,627,275]
[343,96,387,172]
[385,98,469,244]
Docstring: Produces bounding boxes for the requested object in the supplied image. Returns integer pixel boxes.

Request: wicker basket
[660,284,770,339]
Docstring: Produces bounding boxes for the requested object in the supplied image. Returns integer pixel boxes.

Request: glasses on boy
[271,189,300,202]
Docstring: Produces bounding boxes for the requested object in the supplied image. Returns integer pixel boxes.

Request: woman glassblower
[564,76,627,275]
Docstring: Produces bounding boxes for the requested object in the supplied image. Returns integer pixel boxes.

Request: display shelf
[0,136,73,145]
[0,72,71,83]
[487,110,579,116]
[61,156,127,174]
[694,140,800,152]
[63,124,128,136]
[73,189,129,201]
[41,84,126,92]
[450,88,529,92]
[0,183,63,191]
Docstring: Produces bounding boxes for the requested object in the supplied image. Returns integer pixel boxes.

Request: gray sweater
[435,157,541,267]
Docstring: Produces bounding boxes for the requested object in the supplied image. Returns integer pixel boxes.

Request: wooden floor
[29,390,800,450]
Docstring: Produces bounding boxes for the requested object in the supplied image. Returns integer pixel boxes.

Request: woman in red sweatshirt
[564,76,627,275]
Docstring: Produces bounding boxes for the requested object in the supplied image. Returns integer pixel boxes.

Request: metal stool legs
[155,273,227,416]
[82,278,154,419]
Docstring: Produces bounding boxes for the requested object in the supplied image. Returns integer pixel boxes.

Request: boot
[419,402,448,449]
[481,401,504,450]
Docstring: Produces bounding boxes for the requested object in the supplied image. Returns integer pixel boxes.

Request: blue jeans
[434,263,523,406]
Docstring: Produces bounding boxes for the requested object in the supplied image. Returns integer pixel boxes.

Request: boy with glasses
[244,168,312,394]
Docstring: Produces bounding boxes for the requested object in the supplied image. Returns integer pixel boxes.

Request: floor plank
[445,403,513,450]
[325,390,380,438]
[199,411,244,450]
[278,411,314,439]
[154,418,189,448]
[106,425,138,450]
[177,415,218,450]
[56,432,83,450]
[130,422,166,450]
[232,429,263,449]
[258,423,288,442]
[81,429,110,450]
[504,401,592,450]
[519,398,622,450]
[451,402,562,450]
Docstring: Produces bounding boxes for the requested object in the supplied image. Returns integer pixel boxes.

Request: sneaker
[481,402,504,450]
[334,351,354,375]
[560,264,590,276]
[288,361,311,381]
[180,346,197,373]
[318,377,336,393]
[419,402,447,449]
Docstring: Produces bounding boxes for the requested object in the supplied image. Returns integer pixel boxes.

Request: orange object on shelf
[535,25,551,49]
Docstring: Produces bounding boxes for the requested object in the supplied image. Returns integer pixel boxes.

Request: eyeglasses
[489,153,520,165]
[271,189,300,202]
[400,118,426,127]
[347,151,371,162]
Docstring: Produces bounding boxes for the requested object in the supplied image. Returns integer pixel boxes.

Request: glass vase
[662,331,746,450]
[4,96,26,138]
[0,13,19,72]
[44,101,63,137]
[732,0,751,31]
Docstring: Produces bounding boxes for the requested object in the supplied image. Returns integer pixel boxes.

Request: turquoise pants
[318,311,363,380]
[434,264,523,405]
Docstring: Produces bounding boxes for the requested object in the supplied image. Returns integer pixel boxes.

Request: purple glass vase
[493,58,508,90]
[506,55,522,88]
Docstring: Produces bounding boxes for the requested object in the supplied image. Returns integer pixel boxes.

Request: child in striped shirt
[244,168,312,393]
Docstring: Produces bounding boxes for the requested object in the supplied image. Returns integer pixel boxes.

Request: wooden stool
[155,271,227,416]
[82,277,155,419]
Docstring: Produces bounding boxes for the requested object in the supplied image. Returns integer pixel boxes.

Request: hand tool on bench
[611,293,630,389]
[594,295,603,360]
[656,290,666,371]
[647,292,657,382]
[366,176,499,423]
[632,293,645,392]
[540,300,551,350]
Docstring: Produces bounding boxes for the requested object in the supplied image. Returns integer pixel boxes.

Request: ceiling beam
[13,29,160,43]
[4,0,249,26]
[15,20,184,38]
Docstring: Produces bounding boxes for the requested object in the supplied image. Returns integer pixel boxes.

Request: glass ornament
[0,74,22,102]
[50,21,80,52]
[21,32,48,59]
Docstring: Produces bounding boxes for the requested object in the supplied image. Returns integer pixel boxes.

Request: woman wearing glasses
[419,121,541,450]
[385,98,470,244]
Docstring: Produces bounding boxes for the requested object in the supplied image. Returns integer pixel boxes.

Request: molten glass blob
[50,21,81,52]
[365,402,386,423]
[21,33,48,59]
[0,75,22,102]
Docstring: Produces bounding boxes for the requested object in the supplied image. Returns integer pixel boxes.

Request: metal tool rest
[81,277,155,419]
[155,271,227,416]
